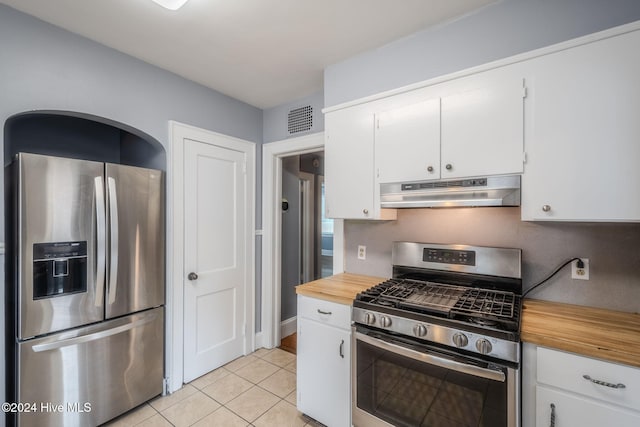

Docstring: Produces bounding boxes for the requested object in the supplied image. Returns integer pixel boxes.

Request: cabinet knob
[427,166,434,173]
[363,208,369,215]
[445,164,453,171]
[542,205,551,212]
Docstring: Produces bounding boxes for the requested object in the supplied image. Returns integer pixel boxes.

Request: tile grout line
[130,348,298,427]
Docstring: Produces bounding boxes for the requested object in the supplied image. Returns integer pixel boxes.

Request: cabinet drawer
[536,385,640,427]
[537,347,640,411]
[298,295,351,330]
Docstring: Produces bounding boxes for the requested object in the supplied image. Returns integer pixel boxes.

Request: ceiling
[0,0,497,109]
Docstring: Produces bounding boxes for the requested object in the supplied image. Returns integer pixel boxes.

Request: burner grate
[452,289,515,319]
[400,282,467,314]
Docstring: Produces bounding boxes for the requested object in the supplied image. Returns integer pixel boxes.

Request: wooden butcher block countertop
[295,273,383,305]
[522,299,640,368]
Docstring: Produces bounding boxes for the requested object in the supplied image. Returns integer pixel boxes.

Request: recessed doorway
[279,152,333,353]
[261,132,344,350]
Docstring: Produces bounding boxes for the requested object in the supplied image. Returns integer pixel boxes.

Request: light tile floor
[105,348,324,427]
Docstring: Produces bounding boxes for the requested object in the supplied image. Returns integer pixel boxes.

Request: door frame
[298,171,315,284]
[261,132,344,349]
[168,121,255,393]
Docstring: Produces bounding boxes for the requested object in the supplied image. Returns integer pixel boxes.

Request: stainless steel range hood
[380,175,520,208]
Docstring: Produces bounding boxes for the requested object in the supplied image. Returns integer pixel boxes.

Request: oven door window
[356,335,507,427]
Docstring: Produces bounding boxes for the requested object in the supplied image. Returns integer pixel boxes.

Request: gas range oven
[352,242,522,427]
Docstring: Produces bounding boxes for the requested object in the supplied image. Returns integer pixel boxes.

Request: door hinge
[243,322,247,337]
[243,160,247,174]
[522,86,528,99]
[162,378,170,395]
[376,118,380,129]
[523,152,527,163]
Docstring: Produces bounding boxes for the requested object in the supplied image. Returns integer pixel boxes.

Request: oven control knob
[452,333,468,348]
[413,324,428,337]
[364,313,376,325]
[380,316,392,328]
[476,338,493,355]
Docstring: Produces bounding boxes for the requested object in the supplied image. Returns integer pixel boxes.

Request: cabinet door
[297,317,350,427]
[536,385,640,427]
[325,105,396,220]
[441,76,525,179]
[375,98,441,183]
[522,30,640,221]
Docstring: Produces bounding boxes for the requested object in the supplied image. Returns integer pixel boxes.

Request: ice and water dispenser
[32,241,87,299]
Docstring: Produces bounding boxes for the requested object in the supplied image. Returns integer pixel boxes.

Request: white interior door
[183,138,247,383]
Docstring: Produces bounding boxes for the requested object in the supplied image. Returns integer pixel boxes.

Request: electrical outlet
[571,258,589,280]
[357,245,366,260]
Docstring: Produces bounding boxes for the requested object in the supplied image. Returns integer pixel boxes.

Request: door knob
[188,272,198,281]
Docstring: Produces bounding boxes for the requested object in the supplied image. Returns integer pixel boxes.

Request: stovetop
[352,242,523,363]
[355,277,521,334]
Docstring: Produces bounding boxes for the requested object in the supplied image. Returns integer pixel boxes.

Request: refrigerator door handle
[31,312,158,353]
[107,176,119,305]
[94,176,106,307]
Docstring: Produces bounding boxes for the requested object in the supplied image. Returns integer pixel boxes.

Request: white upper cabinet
[324,102,397,220]
[375,98,440,183]
[374,71,525,185]
[441,75,525,179]
[521,28,640,221]
[326,22,640,222]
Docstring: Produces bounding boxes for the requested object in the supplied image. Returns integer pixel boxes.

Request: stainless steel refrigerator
[7,153,165,426]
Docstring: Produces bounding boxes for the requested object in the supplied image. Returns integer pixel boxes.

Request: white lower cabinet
[297,295,351,427]
[536,385,640,427]
[525,345,640,427]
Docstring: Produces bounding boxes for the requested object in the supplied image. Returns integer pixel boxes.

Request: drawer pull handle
[339,339,344,358]
[549,403,555,427]
[582,375,626,389]
[317,309,332,315]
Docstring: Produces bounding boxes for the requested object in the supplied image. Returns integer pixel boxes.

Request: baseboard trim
[280,316,297,338]
[254,332,264,350]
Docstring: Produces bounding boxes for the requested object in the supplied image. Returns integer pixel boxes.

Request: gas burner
[467,317,500,327]
[375,299,396,307]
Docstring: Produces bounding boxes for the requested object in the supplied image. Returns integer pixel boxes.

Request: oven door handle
[355,331,506,383]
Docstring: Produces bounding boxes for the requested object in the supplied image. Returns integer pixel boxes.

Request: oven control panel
[423,248,476,266]
[352,307,519,363]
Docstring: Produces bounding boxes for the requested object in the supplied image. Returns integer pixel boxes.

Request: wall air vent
[287,105,313,134]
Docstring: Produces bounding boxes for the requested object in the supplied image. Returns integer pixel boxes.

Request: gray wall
[263,91,325,143]
[280,156,301,321]
[345,209,640,313]
[326,0,640,313]
[0,6,262,154]
[324,0,640,107]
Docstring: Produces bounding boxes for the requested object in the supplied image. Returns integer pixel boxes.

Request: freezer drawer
[16,307,164,427]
